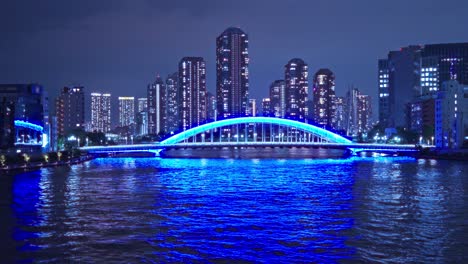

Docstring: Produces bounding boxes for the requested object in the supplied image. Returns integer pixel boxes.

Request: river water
[1,152,467,263]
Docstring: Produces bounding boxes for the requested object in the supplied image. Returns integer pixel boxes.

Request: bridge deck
[80,142,422,154]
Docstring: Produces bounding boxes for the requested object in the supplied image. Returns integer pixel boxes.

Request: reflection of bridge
[80,117,420,156]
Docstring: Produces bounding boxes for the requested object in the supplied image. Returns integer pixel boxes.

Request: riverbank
[0,155,94,173]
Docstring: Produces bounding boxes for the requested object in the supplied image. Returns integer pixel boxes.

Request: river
[1,152,467,263]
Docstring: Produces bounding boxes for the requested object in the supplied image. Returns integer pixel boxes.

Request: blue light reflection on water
[3,156,468,262]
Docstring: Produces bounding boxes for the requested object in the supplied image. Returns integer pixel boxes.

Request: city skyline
[3,0,468,118]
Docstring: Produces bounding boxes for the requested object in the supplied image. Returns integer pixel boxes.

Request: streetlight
[431,136,434,146]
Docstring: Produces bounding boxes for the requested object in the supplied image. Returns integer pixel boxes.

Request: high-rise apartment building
[421,43,468,96]
[269,80,286,118]
[378,59,390,128]
[285,58,308,121]
[435,80,468,148]
[90,93,111,133]
[262,98,271,117]
[206,91,217,122]
[118,97,135,127]
[313,68,335,127]
[334,96,346,132]
[345,88,372,136]
[379,43,468,138]
[55,86,85,136]
[165,72,179,134]
[216,27,249,119]
[147,76,166,135]
[179,57,207,130]
[247,99,257,117]
[137,98,147,112]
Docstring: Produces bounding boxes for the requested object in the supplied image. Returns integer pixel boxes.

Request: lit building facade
[179,57,207,131]
[269,80,286,118]
[285,58,308,121]
[91,93,111,133]
[118,97,135,127]
[0,84,47,152]
[147,76,166,135]
[247,99,257,117]
[55,86,85,136]
[421,43,468,95]
[216,27,249,119]
[206,91,217,122]
[313,68,335,127]
[334,96,346,132]
[137,98,147,112]
[262,98,272,117]
[165,72,179,134]
[378,59,390,127]
[345,88,372,136]
[435,80,468,148]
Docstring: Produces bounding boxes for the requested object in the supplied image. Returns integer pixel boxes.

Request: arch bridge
[81,117,419,156]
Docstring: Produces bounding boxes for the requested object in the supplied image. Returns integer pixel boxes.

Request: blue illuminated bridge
[80,117,421,156]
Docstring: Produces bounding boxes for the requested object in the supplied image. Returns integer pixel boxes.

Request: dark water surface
[1,155,467,263]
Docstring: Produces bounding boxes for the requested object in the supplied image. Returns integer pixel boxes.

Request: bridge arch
[160,117,351,145]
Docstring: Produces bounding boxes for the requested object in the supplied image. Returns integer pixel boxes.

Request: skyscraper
[247,99,257,117]
[435,80,468,148]
[421,43,468,95]
[312,68,335,127]
[378,59,390,128]
[262,98,271,117]
[179,57,207,130]
[216,27,249,119]
[137,98,147,112]
[147,76,166,135]
[165,72,179,134]
[90,93,111,133]
[345,88,372,136]
[55,86,85,136]
[334,96,346,132]
[206,91,217,121]
[118,97,135,127]
[285,58,308,121]
[269,80,286,118]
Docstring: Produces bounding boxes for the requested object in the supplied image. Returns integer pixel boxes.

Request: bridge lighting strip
[160,117,352,145]
[14,120,44,132]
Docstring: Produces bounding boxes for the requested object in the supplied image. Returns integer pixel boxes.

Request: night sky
[2,0,468,120]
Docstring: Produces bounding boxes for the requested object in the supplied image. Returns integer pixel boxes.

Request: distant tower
[247,99,257,117]
[55,86,85,136]
[206,91,217,121]
[216,27,250,119]
[262,98,271,117]
[313,68,336,127]
[285,58,308,121]
[90,93,111,132]
[165,72,179,134]
[269,80,286,118]
[179,57,207,130]
[118,97,135,127]
[137,98,147,112]
[147,76,166,135]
